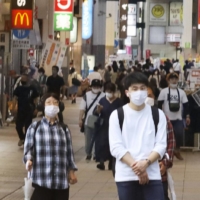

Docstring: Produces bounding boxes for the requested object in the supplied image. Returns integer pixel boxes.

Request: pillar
[92,0,106,66]
[182,0,193,52]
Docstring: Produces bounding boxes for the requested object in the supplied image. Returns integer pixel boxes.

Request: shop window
[149,26,165,44]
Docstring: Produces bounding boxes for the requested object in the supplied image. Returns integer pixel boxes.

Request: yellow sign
[152,5,165,18]
[14,12,29,26]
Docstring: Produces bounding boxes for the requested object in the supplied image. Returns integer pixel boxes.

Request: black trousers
[16,111,33,140]
[31,186,69,200]
[163,181,170,200]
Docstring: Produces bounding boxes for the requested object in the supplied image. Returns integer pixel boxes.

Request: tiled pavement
[0,99,200,200]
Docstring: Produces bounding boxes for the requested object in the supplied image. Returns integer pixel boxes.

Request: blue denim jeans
[84,125,95,156]
[116,180,164,200]
[170,120,184,148]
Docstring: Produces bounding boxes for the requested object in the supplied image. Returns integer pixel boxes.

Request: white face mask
[106,92,113,99]
[45,105,60,118]
[92,88,100,94]
[170,83,178,89]
[145,97,155,106]
[128,90,147,106]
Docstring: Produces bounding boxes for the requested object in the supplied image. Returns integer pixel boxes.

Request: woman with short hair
[23,93,78,200]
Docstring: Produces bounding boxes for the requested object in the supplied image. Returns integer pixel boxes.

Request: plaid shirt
[23,117,78,190]
[160,116,176,182]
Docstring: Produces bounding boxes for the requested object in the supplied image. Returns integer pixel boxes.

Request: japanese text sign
[82,0,93,40]
[54,13,73,31]
[170,2,183,26]
[54,0,74,31]
[119,0,128,39]
[127,4,137,37]
[11,0,33,30]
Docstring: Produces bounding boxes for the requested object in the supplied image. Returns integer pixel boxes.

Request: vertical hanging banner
[82,0,93,40]
[170,2,183,26]
[54,0,74,31]
[40,39,67,72]
[11,0,33,29]
[119,0,128,39]
[127,4,137,37]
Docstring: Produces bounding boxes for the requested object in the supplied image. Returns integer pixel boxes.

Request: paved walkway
[0,98,200,200]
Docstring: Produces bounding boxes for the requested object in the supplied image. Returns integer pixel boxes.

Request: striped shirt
[23,117,77,189]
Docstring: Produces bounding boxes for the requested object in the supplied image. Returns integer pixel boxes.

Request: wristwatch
[146,159,152,166]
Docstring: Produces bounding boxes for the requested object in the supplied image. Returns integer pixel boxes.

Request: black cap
[91,79,102,87]
[167,72,179,80]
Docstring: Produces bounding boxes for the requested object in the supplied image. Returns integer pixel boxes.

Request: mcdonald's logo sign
[11,10,33,29]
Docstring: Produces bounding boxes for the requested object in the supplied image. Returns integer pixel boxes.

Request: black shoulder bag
[168,87,180,112]
[80,92,101,132]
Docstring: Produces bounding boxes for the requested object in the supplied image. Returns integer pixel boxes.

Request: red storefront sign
[11,10,33,29]
[54,0,73,12]
[11,0,33,30]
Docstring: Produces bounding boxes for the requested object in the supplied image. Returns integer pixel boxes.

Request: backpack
[112,106,159,177]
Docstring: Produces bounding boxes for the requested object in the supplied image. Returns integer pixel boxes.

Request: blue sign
[114,40,119,48]
[82,0,93,40]
[13,30,30,39]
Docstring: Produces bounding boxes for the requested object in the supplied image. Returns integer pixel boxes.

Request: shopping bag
[167,171,176,200]
[22,172,34,200]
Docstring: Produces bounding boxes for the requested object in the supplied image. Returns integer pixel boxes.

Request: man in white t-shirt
[173,59,181,76]
[79,79,105,162]
[158,73,190,160]
[87,66,102,84]
[109,72,167,200]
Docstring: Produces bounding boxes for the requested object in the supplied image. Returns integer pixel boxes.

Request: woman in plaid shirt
[23,93,78,200]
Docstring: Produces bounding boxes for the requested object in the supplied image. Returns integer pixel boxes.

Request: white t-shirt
[158,87,188,120]
[80,91,105,125]
[87,72,102,83]
[109,104,167,182]
[173,62,181,72]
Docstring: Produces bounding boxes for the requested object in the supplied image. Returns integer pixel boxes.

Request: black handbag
[80,92,101,133]
[168,87,180,112]
[72,74,81,86]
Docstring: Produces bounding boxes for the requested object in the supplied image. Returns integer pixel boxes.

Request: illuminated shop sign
[82,0,93,40]
[70,17,78,43]
[54,0,73,12]
[54,0,74,31]
[119,0,128,39]
[11,0,33,29]
[127,4,137,37]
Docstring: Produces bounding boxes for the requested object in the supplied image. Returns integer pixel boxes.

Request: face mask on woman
[106,92,113,99]
[128,90,147,106]
[45,105,60,118]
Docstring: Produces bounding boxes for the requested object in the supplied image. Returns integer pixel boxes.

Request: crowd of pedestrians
[78,58,192,200]
[4,57,194,200]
